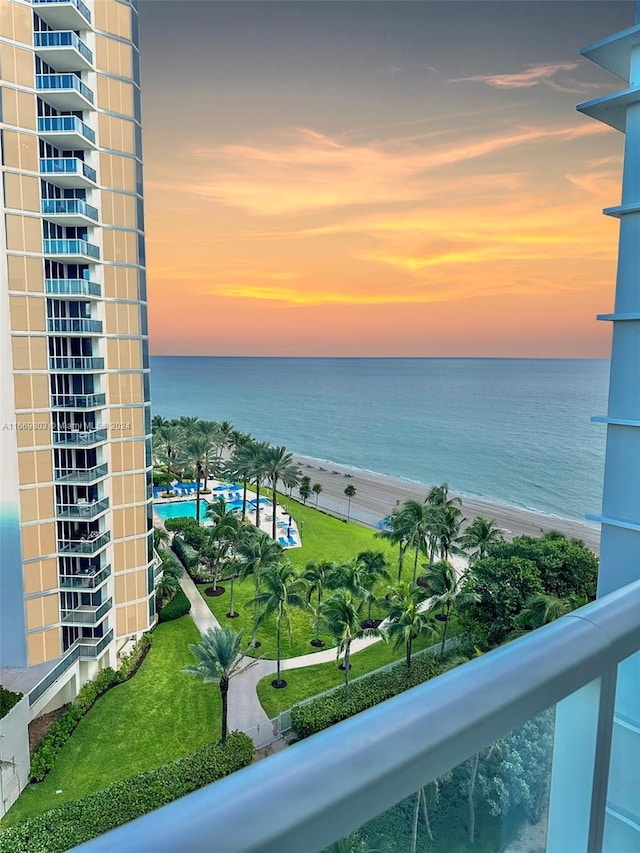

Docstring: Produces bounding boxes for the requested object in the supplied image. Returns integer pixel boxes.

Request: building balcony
[43,239,100,263]
[40,157,96,188]
[47,317,102,334]
[56,497,110,520]
[58,531,110,555]
[45,278,101,299]
[32,0,91,32]
[51,393,106,410]
[52,428,108,446]
[61,597,112,625]
[36,74,94,111]
[38,115,95,148]
[77,629,114,659]
[49,355,105,371]
[42,198,99,226]
[54,465,108,485]
[34,30,93,71]
[60,564,111,590]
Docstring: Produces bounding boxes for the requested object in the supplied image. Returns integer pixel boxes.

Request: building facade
[1,0,155,806]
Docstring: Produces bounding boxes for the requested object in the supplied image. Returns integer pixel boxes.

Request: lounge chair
[278,537,288,547]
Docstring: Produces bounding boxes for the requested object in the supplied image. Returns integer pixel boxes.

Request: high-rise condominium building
[0,0,155,810]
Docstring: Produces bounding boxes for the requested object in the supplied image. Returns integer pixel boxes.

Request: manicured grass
[256,630,443,718]
[2,616,220,826]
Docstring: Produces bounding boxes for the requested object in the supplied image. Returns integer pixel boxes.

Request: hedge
[0,732,254,853]
[158,587,192,623]
[291,654,444,740]
[172,535,199,570]
[0,686,23,719]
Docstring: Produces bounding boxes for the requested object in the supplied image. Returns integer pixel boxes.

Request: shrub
[158,587,192,623]
[0,686,23,719]
[172,535,199,570]
[291,654,444,740]
[165,516,199,534]
[75,667,123,712]
[119,634,152,681]
[0,733,254,853]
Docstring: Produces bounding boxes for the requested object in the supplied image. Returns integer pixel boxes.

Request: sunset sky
[138,1,633,357]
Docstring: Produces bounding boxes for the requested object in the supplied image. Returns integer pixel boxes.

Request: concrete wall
[0,695,31,818]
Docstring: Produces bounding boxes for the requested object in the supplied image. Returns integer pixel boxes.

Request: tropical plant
[460,516,504,562]
[432,504,465,562]
[179,435,215,522]
[517,590,588,630]
[299,475,311,505]
[303,560,334,646]
[226,445,253,521]
[344,484,356,521]
[426,482,461,509]
[203,499,242,593]
[312,482,323,508]
[235,530,284,645]
[154,423,183,494]
[320,589,383,698]
[183,627,248,744]
[194,420,224,487]
[264,445,298,539]
[153,526,170,550]
[245,440,270,527]
[355,550,390,623]
[155,572,179,604]
[421,561,479,657]
[400,500,436,583]
[248,562,308,687]
[375,506,412,580]
[386,581,436,669]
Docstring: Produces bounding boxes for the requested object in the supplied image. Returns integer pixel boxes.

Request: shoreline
[290,453,601,555]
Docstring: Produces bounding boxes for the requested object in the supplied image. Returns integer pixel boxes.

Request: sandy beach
[289,454,600,554]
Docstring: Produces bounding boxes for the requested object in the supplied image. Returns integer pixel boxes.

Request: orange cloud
[450,62,578,89]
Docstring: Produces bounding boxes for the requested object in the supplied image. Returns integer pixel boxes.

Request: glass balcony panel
[52,428,108,446]
[36,74,94,104]
[58,531,110,555]
[38,115,95,144]
[78,629,114,659]
[61,597,112,624]
[54,464,108,483]
[34,30,93,64]
[59,565,111,590]
[33,0,92,27]
[42,198,99,221]
[51,393,106,409]
[45,279,101,298]
[49,356,105,371]
[43,240,100,261]
[40,158,97,185]
[56,497,109,519]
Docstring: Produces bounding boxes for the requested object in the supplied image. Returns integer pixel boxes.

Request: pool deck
[153,480,302,548]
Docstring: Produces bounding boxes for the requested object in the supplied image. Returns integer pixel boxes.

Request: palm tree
[155,572,179,604]
[204,498,242,594]
[264,445,296,539]
[517,591,587,630]
[434,504,465,562]
[321,589,383,699]
[179,435,215,522]
[247,562,308,687]
[303,560,334,647]
[355,550,390,623]
[281,463,301,502]
[153,526,170,550]
[375,506,412,581]
[245,440,270,528]
[154,423,183,494]
[426,482,461,508]
[183,627,247,744]
[195,420,224,488]
[386,581,436,669]
[235,530,284,645]
[401,500,436,584]
[299,476,311,505]
[312,482,323,507]
[460,516,504,562]
[344,484,356,521]
[227,445,254,521]
[421,561,479,657]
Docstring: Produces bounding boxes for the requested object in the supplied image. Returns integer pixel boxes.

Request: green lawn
[2,616,220,826]
[256,630,444,717]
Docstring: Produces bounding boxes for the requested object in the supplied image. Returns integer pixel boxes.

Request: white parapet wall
[0,695,31,819]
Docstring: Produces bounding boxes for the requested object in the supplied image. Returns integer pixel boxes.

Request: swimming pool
[154,500,209,521]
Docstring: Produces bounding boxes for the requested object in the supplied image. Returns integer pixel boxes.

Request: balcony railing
[36,74,94,105]
[61,597,112,625]
[60,565,111,590]
[34,30,93,64]
[43,240,100,261]
[38,115,95,145]
[53,428,108,446]
[49,356,105,371]
[56,497,109,519]
[51,393,106,409]
[42,198,99,221]
[58,531,110,555]
[78,630,114,659]
[40,158,97,184]
[33,0,92,26]
[47,317,102,334]
[54,464,108,483]
[45,278,101,298]
[76,580,640,853]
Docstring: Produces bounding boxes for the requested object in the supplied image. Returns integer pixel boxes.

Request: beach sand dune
[291,455,600,555]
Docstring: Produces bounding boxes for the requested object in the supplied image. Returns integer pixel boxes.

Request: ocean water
[150,358,610,524]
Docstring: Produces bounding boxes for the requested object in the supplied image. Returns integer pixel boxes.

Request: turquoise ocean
[149,358,610,525]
